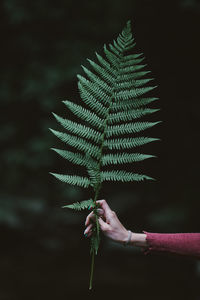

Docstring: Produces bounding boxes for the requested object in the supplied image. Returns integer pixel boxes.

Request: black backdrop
[0,0,200,299]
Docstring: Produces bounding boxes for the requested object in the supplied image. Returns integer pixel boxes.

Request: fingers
[98,217,110,232]
[96,199,112,212]
[85,210,95,227]
[84,217,110,237]
[85,209,104,227]
[84,200,113,238]
[84,223,93,236]
[96,199,114,221]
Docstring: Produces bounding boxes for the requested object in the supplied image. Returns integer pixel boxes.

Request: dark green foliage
[62,199,94,210]
[50,21,160,191]
[49,20,160,289]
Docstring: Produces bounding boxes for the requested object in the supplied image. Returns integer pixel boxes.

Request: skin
[84,199,148,248]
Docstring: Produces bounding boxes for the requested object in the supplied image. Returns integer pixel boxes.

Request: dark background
[1,0,200,299]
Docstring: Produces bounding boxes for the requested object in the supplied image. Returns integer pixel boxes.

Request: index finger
[96,199,113,218]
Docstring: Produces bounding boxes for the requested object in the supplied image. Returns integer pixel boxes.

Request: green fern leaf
[103,45,119,67]
[106,121,161,137]
[50,148,98,168]
[112,97,159,111]
[105,137,160,150]
[77,75,111,105]
[109,108,159,124]
[119,57,145,68]
[87,59,116,84]
[49,172,90,188]
[123,53,143,60]
[115,79,154,90]
[62,100,104,130]
[113,40,123,52]
[101,170,154,182]
[109,43,121,56]
[102,153,155,166]
[81,66,112,93]
[115,86,157,100]
[49,20,161,289]
[49,128,101,159]
[119,64,147,74]
[95,52,116,76]
[117,71,151,81]
[62,199,94,210]
[52,113,102,143]
[78,81,108,117]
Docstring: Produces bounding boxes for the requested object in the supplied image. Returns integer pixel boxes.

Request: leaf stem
[89,249,95,290]
[88,89,115,290]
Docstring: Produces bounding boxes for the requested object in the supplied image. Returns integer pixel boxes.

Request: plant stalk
[89,249,95,290]
[88,90,115,289]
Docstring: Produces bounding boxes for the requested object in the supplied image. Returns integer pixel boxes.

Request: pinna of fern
[49,20,160,289]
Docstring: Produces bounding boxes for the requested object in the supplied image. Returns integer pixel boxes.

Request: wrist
[122,230,132,246]
[130,232,148,247]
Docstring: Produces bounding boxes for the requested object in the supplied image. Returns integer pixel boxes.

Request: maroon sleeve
[143,231,200,259]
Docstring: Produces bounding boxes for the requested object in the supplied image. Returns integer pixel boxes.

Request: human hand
[84,199,129,244]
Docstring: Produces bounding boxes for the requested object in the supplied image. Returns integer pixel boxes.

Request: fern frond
[77,75,111,105]
[102,153,155,166]
[115,79,154,90]
[105,137,160,150]
[115,86,157,101]
[123,42,137,52]
[101,170,154,182]
[109,43,121,56]
[117,71,151,81]
[122,53,144,61]
[62,199,94,210]
[116,37,125,49]
[78,81,108,117]
[50,148,98,168]
[87,59,116,84]
[103,45,119,67]
[95,52,116,76]
[87,166,101,189]
[119,64,147,74]
[52,113,102,143]
[49,172,90,188]
[49,128,100,159]
[78,73,112,95]
[109,108,159,124]
[119,57,145,68]
[62,100,104,130]
[112,97,159,111]
[117,35,135,48]
[51,148,86,166]
[113,40,123,52]
[50,20,161,290]
[106,121,161,137]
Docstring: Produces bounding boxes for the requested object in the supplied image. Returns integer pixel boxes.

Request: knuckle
[105,226,111,234]
[102,225,108,232]
[111,210,116,217]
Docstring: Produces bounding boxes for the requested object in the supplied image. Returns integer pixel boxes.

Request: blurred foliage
[0,0,200,299]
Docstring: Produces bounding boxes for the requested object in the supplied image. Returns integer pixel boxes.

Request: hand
[84,199,129,244]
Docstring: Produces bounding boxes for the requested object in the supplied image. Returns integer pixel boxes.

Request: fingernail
[84,233,87,237]
[88,206,90,210]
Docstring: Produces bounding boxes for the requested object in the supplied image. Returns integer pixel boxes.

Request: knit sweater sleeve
[143,232,200,259]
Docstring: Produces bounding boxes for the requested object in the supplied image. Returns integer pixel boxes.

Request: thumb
[98,217,110,232]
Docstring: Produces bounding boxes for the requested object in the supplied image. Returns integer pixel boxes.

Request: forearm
[127,231,200,258]
[142,232,200,258]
